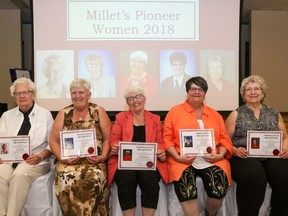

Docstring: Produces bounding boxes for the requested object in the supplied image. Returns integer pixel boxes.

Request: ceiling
[1,0,288,24]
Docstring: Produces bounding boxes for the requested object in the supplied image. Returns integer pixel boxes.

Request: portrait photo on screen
[78,50,116,98]
[119,49,158,98]
[200,50,238,110]
[160,50,196,98]
[36,50,74,99]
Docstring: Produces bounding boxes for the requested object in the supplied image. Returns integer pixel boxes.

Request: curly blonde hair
[240,75,268,103]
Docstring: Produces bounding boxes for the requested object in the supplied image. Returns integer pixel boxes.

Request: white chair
[20,166,55,216]
[110,180,168,216]
[21,156,62,216]
[167,178,272,216]
[259,185,272,216]
[224,181,271,216]
[52,184,62,216]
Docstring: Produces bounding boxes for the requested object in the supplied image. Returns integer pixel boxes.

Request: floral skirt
[55,159,109,216]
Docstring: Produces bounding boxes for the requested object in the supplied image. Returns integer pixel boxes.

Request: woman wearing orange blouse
[163,76,233,216]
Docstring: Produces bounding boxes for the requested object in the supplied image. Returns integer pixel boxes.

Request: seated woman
[108,86,168,216]
[0,77,53,216]
[49,78,111,216]
[225,75,288,216]
[163,76,234,216]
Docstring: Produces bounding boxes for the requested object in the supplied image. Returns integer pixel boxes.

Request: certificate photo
[247,131,283,158]
[184,136,193,147]
[180,129,215,156]
[0,136,30,162]
[118,142,157,170]
[60,129,98,159]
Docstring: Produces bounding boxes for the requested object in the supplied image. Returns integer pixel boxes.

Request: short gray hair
[10,77,37,97]
[42,54,65,78]
[240,75,268,102]
[69,78,91,92]
[130,50,148,64]
[124,86,146,100]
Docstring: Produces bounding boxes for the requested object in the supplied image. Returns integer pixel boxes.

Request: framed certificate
[247,131,283,158]
[179,129,215,156]
[60,129,97,159]
[0,136,30,162]
[118,142,157,170]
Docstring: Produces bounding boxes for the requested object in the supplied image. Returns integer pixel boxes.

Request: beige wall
[251,10,288,112]
[0,9,21,110]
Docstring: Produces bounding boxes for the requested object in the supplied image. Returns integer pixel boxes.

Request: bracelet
[38,154,44,161]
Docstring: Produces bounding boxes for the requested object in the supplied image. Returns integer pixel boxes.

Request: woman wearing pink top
[108,86,168,216]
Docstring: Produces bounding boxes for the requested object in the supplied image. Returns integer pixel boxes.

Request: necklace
[74,110,87,121]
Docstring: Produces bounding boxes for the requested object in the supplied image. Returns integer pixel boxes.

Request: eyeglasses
[189,87,205,93]
[244,87,262,93]
[126,94,144,103]
[172,63,184,67]
[13,90,33,97]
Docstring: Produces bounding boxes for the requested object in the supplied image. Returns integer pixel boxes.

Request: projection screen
[32,0,240,113]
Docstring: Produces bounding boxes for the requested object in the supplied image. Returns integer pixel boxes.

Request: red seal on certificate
[88,147,95,154]
[273,149,280,156]
[22,153,29,160]
[206,147,213,154]
[146,161,154,168]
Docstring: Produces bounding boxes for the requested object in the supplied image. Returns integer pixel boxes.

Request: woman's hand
[25,154,43,166]
[110,143,119,155]
[156,149,166,162]
[234,147,247,158]
[176,155,196,164]
[167,146,195,164]
[280,147,288,159]
[60,156,81,165]
[203,153,224,163]
[86,155,107,164]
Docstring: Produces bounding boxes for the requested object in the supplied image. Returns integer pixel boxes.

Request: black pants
[114,169,161,211]
[230,157,288,216]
